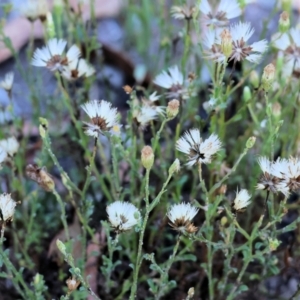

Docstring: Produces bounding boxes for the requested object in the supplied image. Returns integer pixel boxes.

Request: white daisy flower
[61,58,95,80]
[276,157,300,192]
[273,27,300,77]
[153,66,191,99]
[170,5,196,20]
[19,0,49,22]
[202,29,226,62]
[199,0,241,28]
[0,137,19,157]
[256,157,289,195]
[142,92,165,115]
[0,149,7,166]
[153,65,183,89]
[134,106,158,128]
[106,201,140,232]
[0,194,17,223]
[176,129,222,166]
[167,202,198,234]
[229,22,268,63]
[232,189,251,212]
[32,39,81,72]
[0,72,14,92]
[81,100,120,138]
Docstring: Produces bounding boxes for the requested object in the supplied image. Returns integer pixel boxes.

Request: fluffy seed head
[107,201,140,233]
[81,100,119,137]
[232,189,251,213]
[176,129,222,166]
[0,193,17,223]
[167,203,199,234]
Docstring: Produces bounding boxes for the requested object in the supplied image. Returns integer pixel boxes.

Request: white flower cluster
[32,38,95,80]
[257,156,300,195]
[203,22,268,64]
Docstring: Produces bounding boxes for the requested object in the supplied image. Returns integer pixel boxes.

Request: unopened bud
[249,70,259,88]
[261,63,275,92]
[246,136,256,149]
[141,146,154,169]
[243,86,251,103]
[268,238,280,251]
[279,11,290,33]
[272,102,281,118]
[220,216,228,226]
[166,99,180,119]
[56,239,66,255]
[46,12,56,38]
[220,29,232,58]
[169,158,180,175]
[66,276,81,294]
[188,72,196,82]
[123,85,133,94]
[187,287,195,298]
[218,184,227,195]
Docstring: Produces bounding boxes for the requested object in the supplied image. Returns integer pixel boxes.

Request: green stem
[226,258,251,300]
[156,235,181,299]
[82,137,98,198]
[111,138,120,196]
[53,189,70,240]
[130,168,151,299]
[0,223,5,246]
[209,147,249,196]
[152,119,168,152]
[42,131,81,195]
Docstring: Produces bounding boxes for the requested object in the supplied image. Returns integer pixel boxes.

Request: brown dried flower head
[26,164,55,192]
[66,276,81,294]
[123,85,133,94]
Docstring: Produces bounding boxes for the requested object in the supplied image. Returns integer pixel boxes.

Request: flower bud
[243,86,251,103]
[66,276,81,294]
[46,12,56,38]
[166,99,180,119]
[249,70,259,88]
[246,136,256,149]
[56,239,66,255]
[220,216,228,226]
[268,238,280,251]
[272,102,281,118]
[187,287,195,298]
[123,85,133,94]
[168,158,180,175]
[279,11,290,33]
[220,29,232,58]
[141,146,154,169]
[261,63,275,92]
